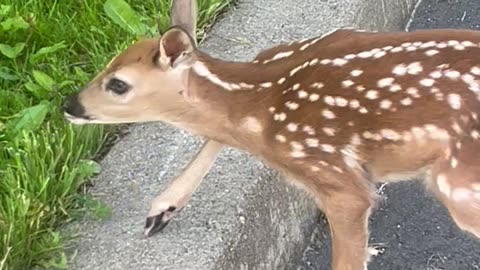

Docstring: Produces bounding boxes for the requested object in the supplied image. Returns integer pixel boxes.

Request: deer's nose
[62,93,86,117]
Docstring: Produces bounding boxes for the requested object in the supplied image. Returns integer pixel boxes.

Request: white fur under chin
[64,113,89,125]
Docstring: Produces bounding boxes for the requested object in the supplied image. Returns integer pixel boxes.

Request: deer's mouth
[64,112,95,125]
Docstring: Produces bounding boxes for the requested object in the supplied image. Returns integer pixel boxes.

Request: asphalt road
[299,1,480,269]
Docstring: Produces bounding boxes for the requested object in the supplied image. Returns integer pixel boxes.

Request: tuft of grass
[0,0,233,269]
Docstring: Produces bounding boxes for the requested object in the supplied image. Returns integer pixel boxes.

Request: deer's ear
[170,0,198,41]
[158,27,196,69]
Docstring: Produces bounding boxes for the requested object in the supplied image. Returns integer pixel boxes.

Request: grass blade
[103,0,147,36]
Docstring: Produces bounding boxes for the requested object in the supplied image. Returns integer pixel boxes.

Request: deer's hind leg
[428,137,480,239]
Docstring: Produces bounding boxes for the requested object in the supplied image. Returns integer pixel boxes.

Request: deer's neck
[170,51,290,149]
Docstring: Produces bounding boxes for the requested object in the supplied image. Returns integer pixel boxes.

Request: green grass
[0,0,232,269]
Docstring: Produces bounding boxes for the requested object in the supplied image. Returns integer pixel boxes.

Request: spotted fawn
[62,0,480,269]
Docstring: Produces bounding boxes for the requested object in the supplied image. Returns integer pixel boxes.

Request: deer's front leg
[144,139,223,237]
[320,179,376,270]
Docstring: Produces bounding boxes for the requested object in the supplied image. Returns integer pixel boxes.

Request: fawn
[62,0,480,269]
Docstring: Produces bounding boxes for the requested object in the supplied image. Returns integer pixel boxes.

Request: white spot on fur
[451,157,458,168]
[373,51,387,58]
[406,87,420,98]
[380,129,401,140]
[437,42,447,48]
[285,101,300,110]
[351,70,363,77]
[448,40,460,46]
[300,43,310,51]
[342,80,355,88]
[444,70,461,79]
[380,99,392,109]
[290,65,303,76]
[472,130,480,139]
[303,125,316,135]
[305,138,319,147]
[352,86,364,93]
[268,107,276,113]
[429,70,442,79]
[291,150,306,158]
[456,141,462,149]
[389,84,402,92]
[357,51,373,58]
[321,144,336,153]
[319,160,329,167]
[407,62,423,75]
[425,49,439,57]
[471,66,480,76]
[391,47,403,53]
[293,83,301,91]
[462,73,480,92]
[462,41,475,47]
[260,82,273,88]
[392,64,408,76]
[322,127,336,136]
[274,112,287,121]
[311,82,324,89]
[322,109,336,119]
[298,90,308,99]
[447,93,462,110]
[406,46,417,51]
[275,134,287,143]
[349,99,360,109]
[309,58,319,66]
[290,141,303,150]
[420,41,437,48]
[320,59,332,65]
[378,77,394,88]
[269,51,294,62]
[365,90,379,100]
[324,96,336,106]
[193,62,236,91]
[335,97,349,107]
[400,97,413,106]
[241,117,263,133]
[332,166,344,173]
[229,83,241,90]
[332,58,348,66]
[277,77,286,84]
[287,123,298,132]
[309,93,320,102]
[420,78,435,87]
[452,122,463,134]
[344,54,356,60]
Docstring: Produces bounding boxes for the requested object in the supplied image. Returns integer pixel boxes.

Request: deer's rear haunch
[62,0,480,269]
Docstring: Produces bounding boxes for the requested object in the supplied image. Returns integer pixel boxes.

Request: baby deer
[62,0,480,269]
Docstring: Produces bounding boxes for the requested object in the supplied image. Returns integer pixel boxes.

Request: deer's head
[62,0,199,125]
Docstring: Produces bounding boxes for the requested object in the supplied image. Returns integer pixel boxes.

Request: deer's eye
[106,78,130,95]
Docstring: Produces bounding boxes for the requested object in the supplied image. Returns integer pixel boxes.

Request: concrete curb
[69,1,418,269]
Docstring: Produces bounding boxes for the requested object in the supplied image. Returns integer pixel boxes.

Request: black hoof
[144,206,176,237]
